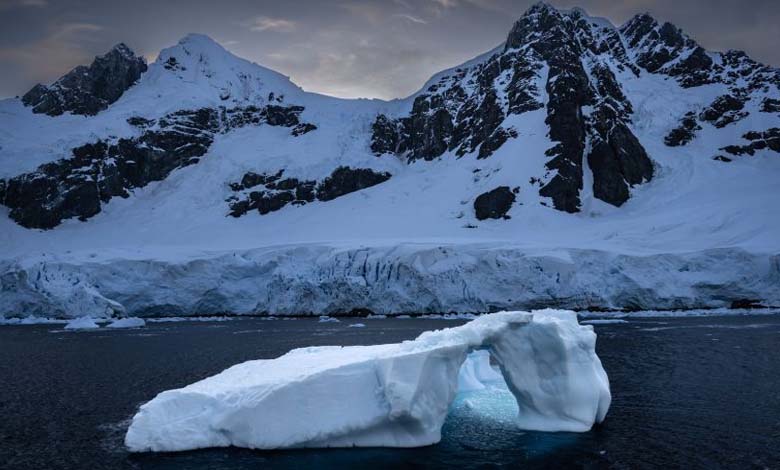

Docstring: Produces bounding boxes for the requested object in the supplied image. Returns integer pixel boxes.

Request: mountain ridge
[1,3,778,230]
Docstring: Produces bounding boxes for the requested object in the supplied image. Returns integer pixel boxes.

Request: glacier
[2,244,778,318]
[124,310,611,452]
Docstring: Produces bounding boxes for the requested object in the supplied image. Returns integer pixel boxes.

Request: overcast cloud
[1,0,778,100]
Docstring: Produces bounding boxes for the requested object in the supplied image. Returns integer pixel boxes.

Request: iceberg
[106,317,146,329]
[64,317,100,330]
[125,310,611,452]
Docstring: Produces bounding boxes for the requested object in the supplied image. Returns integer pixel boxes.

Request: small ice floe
[581,319,628,325]
[146,316,233,323]
[423,313,478,320]
[106,317,146,329]
[64,317,100,330]
[348,323,366,328]
[318,316,340,323]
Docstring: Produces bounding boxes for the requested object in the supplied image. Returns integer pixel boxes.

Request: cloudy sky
[1,0,778,100]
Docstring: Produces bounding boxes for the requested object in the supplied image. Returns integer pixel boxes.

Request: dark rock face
[370,115,402,155]
[291,123,317,136]
[478,127,517,160]
[621,15,715,88]
[227,169,318,217]
[509,5,653,212]
[163,57,185,71]
[227,166,392,217]
[721,128,780,156]
[3,105,311,229]
[369,39,543,162]
[126,116,154,128]
[699,94,748,128]
[588,106,654,206]
[316,167,392,201]
[22,44,147,116]
[621,12,780,106]
[761,98,780,113]
[511,6,592,213]
[665,112,701,146]
[371,4,654,215]
[474,186,516,220]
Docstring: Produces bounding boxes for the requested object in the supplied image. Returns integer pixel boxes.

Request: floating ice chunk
[318,316,340,323]
[146,316,233,323]
[348,323,366,328]
[125,310,611,452]
[106,317,146,329]
[64,317,100,330]
[581,319,628,325]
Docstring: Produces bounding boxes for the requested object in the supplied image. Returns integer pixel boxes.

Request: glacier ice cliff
[2,244,778,319]
[125,310,611,452]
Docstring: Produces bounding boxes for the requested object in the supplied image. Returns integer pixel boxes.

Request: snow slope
[0,4,778,318]
[125,310,610,452]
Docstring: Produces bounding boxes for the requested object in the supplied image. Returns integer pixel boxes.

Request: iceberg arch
[125,310,611,452]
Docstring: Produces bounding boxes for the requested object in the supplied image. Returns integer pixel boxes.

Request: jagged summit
[111,43,137,58]
[124,32,306,112]
[163,33,241,63]
[21,43,147,116]
[374,1,654,212]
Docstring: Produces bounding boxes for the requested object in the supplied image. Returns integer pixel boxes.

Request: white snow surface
[124,310,611,452]
[1,11,779,318]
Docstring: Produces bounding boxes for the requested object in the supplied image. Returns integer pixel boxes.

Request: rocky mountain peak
[505,2,568,51]
[110,42,136,59]
[372,2,653,213]
[175,33,228,55]
[21,43,147,116]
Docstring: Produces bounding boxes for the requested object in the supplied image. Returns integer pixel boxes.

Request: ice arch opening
[125,310,611,452]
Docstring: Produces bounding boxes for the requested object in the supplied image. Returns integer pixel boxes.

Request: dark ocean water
[1,314,779,470]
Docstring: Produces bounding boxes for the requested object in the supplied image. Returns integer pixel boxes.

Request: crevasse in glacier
[125,310,611,452]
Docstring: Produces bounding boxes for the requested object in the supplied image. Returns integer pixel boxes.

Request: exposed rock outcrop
[621,15,715,88]
[721,128,780,156]
[665,112,701,146]
[317,166,392,201]
[22,44,147,116]
[510,5,653,211]
[369,36,544,162]
[227,166,392,217]
[2,105,311,229]
[372,4,654,214]
[761,98,780,113]
[699,94,748,128]
[474,186,516,220]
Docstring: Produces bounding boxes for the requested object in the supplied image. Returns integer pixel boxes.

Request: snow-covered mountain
[1,3,779,318]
